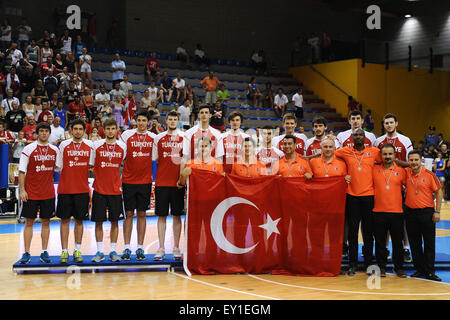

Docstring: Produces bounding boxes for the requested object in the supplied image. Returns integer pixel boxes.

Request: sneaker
[380,268,386,277]
[109,251,121,262]
[154,248,165,261]
[73,250,83,263]
[426,273,442,282]
[347,266,356,276]
[410,271,424,278]
[396,269,407,278]
[136,248,146,261]
[40,251,51,263]
[403,249,412,263]
[19,252,31,264]
[60,251,69,264]
[173,248,182,260]
[121,248,132,261]
[91,251,105,263]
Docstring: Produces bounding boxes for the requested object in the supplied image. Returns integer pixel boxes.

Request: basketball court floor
[0,203,449,300]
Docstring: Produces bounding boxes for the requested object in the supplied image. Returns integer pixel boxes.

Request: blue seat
[133,50,143,58]
[101,47,111,54]
[166,54,173,61]
[144,51,153,58]
[112,48,121,54]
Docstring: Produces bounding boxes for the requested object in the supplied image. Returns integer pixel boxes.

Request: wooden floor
[1,203,450,300]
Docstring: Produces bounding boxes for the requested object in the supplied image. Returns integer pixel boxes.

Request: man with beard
[305,116,328,156]
[336,110,376,149]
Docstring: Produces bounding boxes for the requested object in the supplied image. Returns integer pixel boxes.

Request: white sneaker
[173,247,182,260]
[154,248,165,261]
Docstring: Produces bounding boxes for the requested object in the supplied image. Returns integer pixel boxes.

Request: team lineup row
[16,106,443,281]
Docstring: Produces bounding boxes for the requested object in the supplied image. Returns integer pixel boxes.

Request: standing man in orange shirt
[334,128,381,276]
[372,144,407,278]
[404,150,443,281]
[232,137,267,177]
[200,71,221,105]
[274,135,312,178]
[310,138,348,178]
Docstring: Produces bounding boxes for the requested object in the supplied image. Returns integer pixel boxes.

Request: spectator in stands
[109,82,125,103]
[17,18,32,52]
[39,39,53,64]
[111,53,126,87]
[298,125,305,134]
[0,120,15,144]
[247,77,261,107]
[210,101,226,132]
[48,116,65,145]
[67,95,85,123]
[176,42,190,66]
[140,89,152,111]
[89,126,101,141]
[43,69,59,98]
[440,143,449,200]
[6,100,26,134]
[178,100,192,130]
[54,100,67,129]
[363,109,374,132]
[437,133,445,149]
[22,116,36,140]
[147,81,161,104]
[63,80,80,105]
[292,88,304,121]
[327,129,336,140]
[79,47,92,88]
[200,71,221,105]
[308,33,320,64]
[25,39,40,68]
[6,66,21,97]
[48,92,59,111]
[194,44,209,68]
[37,30,55,48]
[39,55,56,78]
[263,82,274,108]
[1,19,12,51]
[186,84,197,104]
[94,85,110,118]
[22,95,36,120]
[16,58,34,93]
[73,35,86,66]
[159,71,173,103]
[73,74,85,92]
[57,66,71,90]
[321,32,332,62]
[173,73,186,103]
[120,74,133,93]
[144,51,161,83]
[149,118,163,134]
[7,42,23,66]
[217,84,230,105]
[34,97,42,120]
[2,89,20,114]
[274,88,288,118]
[433,151,447,200]
[250,50,266,74]
[60,29,73,56]
[52,52,66,74]
[11,130,27,162]
[122,89,138,126]
[347,96,359,113]
[148,100,160,119]
[425,126,439,148]
[64,51,76,74]
[81,88,95,120]
[112,95,125,128]
[30,79,47,103]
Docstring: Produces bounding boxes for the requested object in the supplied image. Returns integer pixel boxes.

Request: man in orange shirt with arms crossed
[404,150,443,281]
[372,144,407,278]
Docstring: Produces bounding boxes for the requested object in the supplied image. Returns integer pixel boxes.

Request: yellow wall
[289,59,450,144]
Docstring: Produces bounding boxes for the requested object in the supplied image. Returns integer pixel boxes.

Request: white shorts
[81,65,92,73]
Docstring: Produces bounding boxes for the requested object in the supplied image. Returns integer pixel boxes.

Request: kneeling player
[56,119,93,263]
[90,119,127,262]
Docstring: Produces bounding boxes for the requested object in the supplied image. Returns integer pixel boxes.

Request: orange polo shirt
[334,146,381,197]
[310,155,347,177]
[186,158,223,175]
[372,163,406,213]
[231,159,268,177]
[200,76,220,91]
[405,167,440,209]
[275,155,312,177]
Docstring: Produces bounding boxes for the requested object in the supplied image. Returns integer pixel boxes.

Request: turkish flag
[184,170,347,276]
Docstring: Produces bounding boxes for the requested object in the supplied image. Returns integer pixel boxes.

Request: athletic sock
[96,242,103,253]
[137,244,143,250]
[42,249,47,253]
[124,244,130,250]
[62,249,68,253]
[74,243,81,251]
[110,243,117,252]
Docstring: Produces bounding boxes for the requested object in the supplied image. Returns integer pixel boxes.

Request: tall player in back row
[272,113,308,156]
[305,116,328,156]
[153,111,185,261]
[336,110,376,148]
[19,122,60,264]
[56,119,93,263]
[219,111,249,173]
[120,110,156,261]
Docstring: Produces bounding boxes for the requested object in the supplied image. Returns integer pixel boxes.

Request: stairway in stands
[89,50,349,137]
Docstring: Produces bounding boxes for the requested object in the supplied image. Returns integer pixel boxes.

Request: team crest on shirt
[213,166,217,171]
[255,167,259,172]
[334,167,339,171]
[298,165,303,170]
[395,172,399,176]
[366,152,371,156]
[421,178,426,183]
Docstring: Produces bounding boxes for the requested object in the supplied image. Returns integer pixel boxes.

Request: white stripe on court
[247,274,450,296]
[170,271,280,300]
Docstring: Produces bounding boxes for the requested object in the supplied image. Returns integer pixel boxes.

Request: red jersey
[336,129,376,149]
[120,129,156,185]
[68,102,85,114]
[182,124,224,160]
[22,125,37,140]
[374,133,413,161]
[90,139,127,195]
[0,130,15,143]
[38,110,53,123]
[220,130,250,173]
[271,133,308,156]
[57,139,94,194]
[305,136,327,156]
[19,142,59,200]
[153,130,184,187]
[146,58,159,71]
[122,97,138,123]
